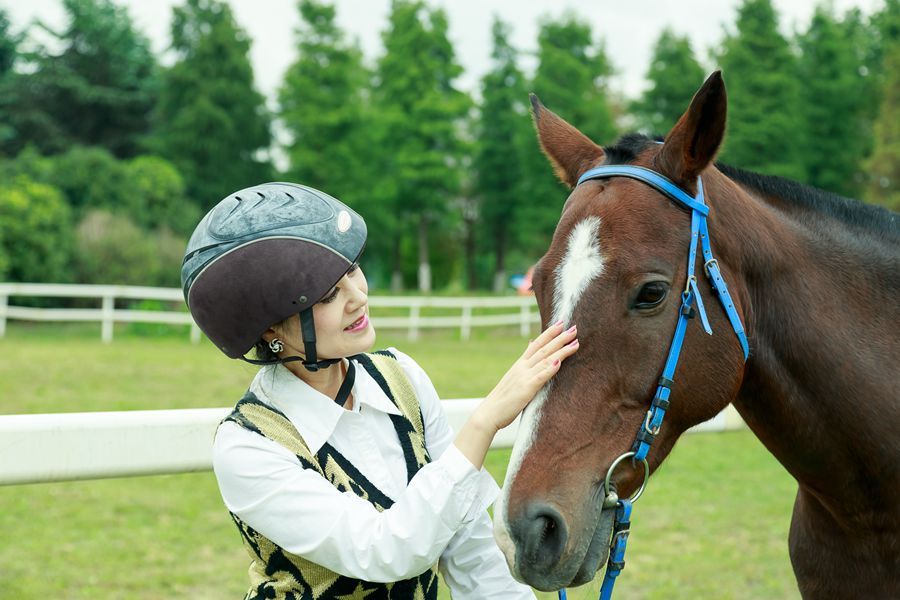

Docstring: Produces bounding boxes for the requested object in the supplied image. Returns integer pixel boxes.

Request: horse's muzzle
[510,501,615,591]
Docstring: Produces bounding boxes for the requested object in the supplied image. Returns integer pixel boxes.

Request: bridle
[555,164,750,600]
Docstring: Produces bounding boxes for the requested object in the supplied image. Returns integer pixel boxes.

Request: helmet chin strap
[239,309,342,369]
[297,309,342,372]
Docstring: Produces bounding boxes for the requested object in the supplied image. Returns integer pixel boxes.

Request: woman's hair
[253,315,294,362]
[254,338,278,362]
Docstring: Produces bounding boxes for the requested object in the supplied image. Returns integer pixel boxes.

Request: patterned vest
[221,351,440,600]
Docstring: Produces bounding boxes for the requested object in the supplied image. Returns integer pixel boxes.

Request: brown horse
[493,71,899,598]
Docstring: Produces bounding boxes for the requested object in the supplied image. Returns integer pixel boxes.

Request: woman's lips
[344,313,369,332]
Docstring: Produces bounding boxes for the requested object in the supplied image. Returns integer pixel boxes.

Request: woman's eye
[635,282,668,309]
[347,263,359,275]
[319,288,339,304]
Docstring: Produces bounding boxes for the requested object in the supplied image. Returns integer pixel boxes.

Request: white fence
[0,283,540,342]
[0,403,745,486]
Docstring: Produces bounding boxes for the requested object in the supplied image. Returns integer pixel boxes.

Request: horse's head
[494,72,749,591]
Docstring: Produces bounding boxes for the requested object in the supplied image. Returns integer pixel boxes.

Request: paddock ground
[0,325,799,599]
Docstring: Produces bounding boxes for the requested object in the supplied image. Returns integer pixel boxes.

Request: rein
[557,164,749,600]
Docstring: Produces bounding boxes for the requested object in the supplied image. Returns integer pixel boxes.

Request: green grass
[0,326,799,599]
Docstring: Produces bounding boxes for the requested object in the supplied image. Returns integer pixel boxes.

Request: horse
[493,71,899,598]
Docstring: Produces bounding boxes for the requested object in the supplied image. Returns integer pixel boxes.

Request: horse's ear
[655,71,727,185]
[531,94,605,188]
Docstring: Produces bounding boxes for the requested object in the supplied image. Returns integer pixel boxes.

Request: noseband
[556,164,749,600]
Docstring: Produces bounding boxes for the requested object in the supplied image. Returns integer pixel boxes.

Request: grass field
[0,324,800,599]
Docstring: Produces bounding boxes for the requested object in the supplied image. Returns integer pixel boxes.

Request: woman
[181,182,578,599]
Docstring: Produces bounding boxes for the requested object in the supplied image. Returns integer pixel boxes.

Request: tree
[475,17,531,291]
[0,9,17,77]
[0,0,157,158]
[125,155,199,235]
[797,6,875,197]
[372,0,471,292]
[863,43,900,211]
[279,0,370,204]
[49,146,129,216]
[633,28,706,135]
[518,15,616,258]
[0,175,73,283]
[153,0,272,212]
[717,0,805,181]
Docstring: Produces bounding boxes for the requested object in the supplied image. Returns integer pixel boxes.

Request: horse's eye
[635,282,669,309]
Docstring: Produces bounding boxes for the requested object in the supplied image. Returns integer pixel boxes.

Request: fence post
[190,322,201,344]
[461,304,472,341]
[409,305,420,342]
[101,295,114,343]
[0,293,7,338]
[519,304,530,337]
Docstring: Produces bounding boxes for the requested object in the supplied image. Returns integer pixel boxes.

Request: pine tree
[279,0,370,205]
[797,6,874,197]
[717,0,805,181]
[153,0,272,211]
[475,17,531,291]
[633,28,706,135]
[518,15,616,258]
[372,0,471,292]
[0,0,157,157]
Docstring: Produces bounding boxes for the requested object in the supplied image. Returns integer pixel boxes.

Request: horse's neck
[714,176,900,521]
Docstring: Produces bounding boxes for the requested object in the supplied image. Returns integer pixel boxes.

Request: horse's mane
[601,132,898,240]
[717,163,899,239]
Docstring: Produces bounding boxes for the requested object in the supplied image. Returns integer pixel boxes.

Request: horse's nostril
[519,503,569,570]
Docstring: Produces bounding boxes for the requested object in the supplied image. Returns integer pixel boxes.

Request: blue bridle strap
[556,164,750,600]
[577,165,710,216]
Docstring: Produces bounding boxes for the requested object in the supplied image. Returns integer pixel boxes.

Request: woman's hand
[453,322,578,469]
[452,321,578,470]
[475,321,579,433]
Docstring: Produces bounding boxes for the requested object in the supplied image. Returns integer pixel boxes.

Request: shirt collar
[249,359,401,454]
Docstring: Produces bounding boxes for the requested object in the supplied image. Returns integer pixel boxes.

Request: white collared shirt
[213,348,534,599]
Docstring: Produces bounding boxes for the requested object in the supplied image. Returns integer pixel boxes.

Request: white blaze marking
[552,216,604,325]
[494,216,605,573]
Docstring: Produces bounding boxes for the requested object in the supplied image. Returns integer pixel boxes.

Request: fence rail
[0,283,540,342]
[0,403,745,486]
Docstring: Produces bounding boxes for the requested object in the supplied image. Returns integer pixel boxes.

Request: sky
[4,0,885,105]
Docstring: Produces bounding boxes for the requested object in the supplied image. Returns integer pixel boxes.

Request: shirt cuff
[439,444,501,523]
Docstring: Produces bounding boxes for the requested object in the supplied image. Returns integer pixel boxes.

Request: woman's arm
[214,423,494,583]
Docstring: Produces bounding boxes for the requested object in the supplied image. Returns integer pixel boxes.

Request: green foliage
[633,29,706,135]
[153,0,272,212]
[49,145,129,216]
[518,15,616,258]
[279,0,371,205]
[863,43,900,211]
[0,175,73,283]
[73,210,185,287]
[718,0,806,181]
[475,18,532,290]
[125,155,199,235]
[0,0,157,158]
[0,9,18,76]
[797,7,875,197]
[372,0,472,290]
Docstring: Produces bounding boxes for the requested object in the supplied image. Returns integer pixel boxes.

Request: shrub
[0,174,73,282]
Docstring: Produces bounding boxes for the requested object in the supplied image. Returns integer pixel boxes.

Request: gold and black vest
[221,351,439,600]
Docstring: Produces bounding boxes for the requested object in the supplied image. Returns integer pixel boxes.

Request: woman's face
[305,264,376,359]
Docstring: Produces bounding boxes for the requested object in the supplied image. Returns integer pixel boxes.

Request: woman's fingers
[523,320,564,359]
[530,336,579,388]
[527,324,577,365]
